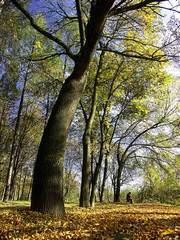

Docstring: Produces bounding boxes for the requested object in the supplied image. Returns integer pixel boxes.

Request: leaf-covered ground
[0,202,180,239]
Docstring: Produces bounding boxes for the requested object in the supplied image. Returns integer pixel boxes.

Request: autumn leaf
[0,203,180,239]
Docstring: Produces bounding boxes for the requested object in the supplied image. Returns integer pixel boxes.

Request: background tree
[0,3,64,201]
[136,153,180,204]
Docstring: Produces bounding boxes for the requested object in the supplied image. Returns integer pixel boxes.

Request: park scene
[0,0,180,239]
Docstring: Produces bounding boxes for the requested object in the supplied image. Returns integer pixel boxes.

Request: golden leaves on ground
[0,203,180,239]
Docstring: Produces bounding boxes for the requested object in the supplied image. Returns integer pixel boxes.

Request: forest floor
[0,201,179,240]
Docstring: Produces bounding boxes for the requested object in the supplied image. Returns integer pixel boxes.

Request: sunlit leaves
[0,203,180,239]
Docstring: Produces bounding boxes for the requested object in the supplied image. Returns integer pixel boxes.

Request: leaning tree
[8,0,177,217]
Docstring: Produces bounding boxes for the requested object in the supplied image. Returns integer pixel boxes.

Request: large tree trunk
[31,69,87,217]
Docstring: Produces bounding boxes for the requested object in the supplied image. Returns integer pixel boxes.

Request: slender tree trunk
[28,177,32,201]
[11,177,17,201]
[17,169,23,201]
[3,69,28,202]
[80,129,91,207]
[97,175,101,201]
[89,96,110,206]
[100,151,109,202]
[9,169,17,200]
[80,51,104,207]
[20,173,27,200]
[90,139,104,207]
[9,119,27,199]
[113,182,116,202]
[115,143,124,202]
[91,61,120,205]
[44,93,50,128]
[90,149,95,188]
[115,165,123,202]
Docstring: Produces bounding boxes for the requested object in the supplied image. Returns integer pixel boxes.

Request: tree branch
[120,116,166,164]
[80,100,88,123]
[97,47,168,61]
[110,0,127,12]
[109,0,168,16]
[10,0,77,61]
[28,52,66,62]
[76,0,86,49]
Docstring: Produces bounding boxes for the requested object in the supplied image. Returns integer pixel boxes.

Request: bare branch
[158,5,180,15]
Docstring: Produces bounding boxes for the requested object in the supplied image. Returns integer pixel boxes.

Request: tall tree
[80,51,105,207]
[10,0,175,217]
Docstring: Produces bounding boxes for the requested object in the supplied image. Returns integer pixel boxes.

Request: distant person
[126,192,133,203]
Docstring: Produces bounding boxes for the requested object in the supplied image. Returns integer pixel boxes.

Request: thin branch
[120,116,166,163]
[109,0,168,16]
[158,5,180,15]
[97,47,168,61]
[76,0,86,49]
[110,0,127,12]
[57,1,76,20]
[28,52,66,62]
[10,0,77,61]
[80,100,88,123]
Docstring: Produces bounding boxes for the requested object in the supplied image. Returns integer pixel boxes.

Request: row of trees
[0,0,179,216]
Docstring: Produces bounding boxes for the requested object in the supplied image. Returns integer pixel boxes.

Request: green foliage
[136,157,180,205]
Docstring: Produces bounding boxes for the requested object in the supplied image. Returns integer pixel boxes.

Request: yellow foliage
[35,41,42,49]
[0,203,180,239]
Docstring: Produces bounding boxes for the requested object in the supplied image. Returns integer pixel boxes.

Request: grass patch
[0,201,30,212]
